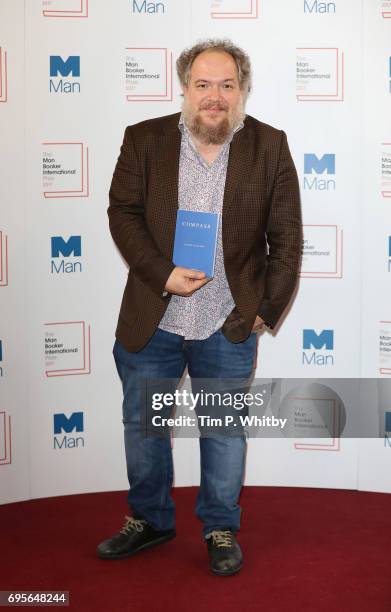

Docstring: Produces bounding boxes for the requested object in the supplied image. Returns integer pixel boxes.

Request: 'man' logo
[51,236,82,274]
[50,56,80,77]
[304,0,336,13]
[53,412,85,450]
[304,153,336,191]
[53,412,84,434]
[132,0,165,12]
[0,340,2,361]
[51,236,81,258]
[304,153,335,174]
[49,56,81,93]
[303,329,334,350]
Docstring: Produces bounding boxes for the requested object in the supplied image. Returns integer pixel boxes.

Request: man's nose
[208,84,223,99]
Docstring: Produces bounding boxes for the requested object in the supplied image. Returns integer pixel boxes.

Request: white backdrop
[1,0,391,505]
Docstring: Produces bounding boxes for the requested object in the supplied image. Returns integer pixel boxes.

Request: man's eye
[223,84,234,89]
[197,83,207,89]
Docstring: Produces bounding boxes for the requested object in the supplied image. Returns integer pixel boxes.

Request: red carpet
[1,487,390,611]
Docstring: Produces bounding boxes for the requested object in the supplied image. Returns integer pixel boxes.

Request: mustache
[198,101,228,111]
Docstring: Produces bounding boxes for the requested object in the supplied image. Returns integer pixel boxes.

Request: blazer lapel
[223,119,254,218]
[157,118,181,257]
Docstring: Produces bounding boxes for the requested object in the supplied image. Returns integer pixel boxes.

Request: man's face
[182,50,245,145]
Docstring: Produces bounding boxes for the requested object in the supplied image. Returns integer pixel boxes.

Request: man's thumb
[186,269,206,280]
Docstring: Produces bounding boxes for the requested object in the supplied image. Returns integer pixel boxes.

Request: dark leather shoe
[206,530,243,576]
[97,516,176,560]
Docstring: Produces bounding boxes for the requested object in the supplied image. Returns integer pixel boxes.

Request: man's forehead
[190,50,239,78]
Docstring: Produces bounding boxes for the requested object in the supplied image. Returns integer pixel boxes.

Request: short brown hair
[176,39,252,93]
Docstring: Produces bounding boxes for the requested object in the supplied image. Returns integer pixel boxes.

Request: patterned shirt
[158,116,244,340]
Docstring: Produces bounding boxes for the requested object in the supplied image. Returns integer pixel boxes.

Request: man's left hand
[252,315,264,332]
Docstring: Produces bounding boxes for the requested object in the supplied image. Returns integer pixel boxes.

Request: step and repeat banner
[1,0,391,504]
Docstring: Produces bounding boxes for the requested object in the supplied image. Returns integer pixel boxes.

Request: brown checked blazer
[108,112,302,352]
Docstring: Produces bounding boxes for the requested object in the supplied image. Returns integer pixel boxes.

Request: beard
[182,97,245,145]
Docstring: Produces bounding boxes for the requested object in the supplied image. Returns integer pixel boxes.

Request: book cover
[172,210,219,278]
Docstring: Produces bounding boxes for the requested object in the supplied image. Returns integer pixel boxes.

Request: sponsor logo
[0,411,11,465]
[49,55,80,94]
[132,0,165,13]
[0,340,3,378]
[45,321,91,377]
[0,230,9,287]
[125,48,172,102]
[302,329,334,366]
[304,0,336,13]
[51,235,82,274]
[42,0,88,18]
[210,0,259,19]
[296,48,344,102]
[388,236,391,272]
[0,46,8,102]
[53,411,85,449]
[381,142,391,197]
[42,142,89,198]
[301,225,343,279]
[304,153,335,190]
[379,321,391,375]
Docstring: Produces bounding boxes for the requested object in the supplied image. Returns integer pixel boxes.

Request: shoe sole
[210,562,243,576]
[97,531,176,560]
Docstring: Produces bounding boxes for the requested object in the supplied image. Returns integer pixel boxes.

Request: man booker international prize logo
[0,340,4,379]
[300,225,343,279]
[42,0,88,18]
[0,410,12,466]
[125,48,172,102]
[42,142,89,198]
[45,321,91,377]
[0,230,9,287]
[379,321,391,375]
[381,142,391,197]
[210,0,259,19]
[276,381,343,451]
[296,48,344,102]
[0,46,8,102]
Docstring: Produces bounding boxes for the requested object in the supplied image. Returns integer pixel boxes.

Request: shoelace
[120,516,146,535]
[208,530,233,548]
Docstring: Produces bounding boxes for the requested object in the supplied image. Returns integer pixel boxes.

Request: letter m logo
[54,412,84,434]
[51,236,81,258]
[50,56,80,77]
[303,329,334,350]
[304,154,335,175]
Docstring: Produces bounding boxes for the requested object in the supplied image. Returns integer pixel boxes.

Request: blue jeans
[113,327,257,538]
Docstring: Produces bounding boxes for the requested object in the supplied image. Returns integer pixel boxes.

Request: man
[97,39,302,576]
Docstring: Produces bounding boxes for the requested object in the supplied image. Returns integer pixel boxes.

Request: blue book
[172,210,219,278]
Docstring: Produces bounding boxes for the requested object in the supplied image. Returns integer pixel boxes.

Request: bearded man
[97,39,302,576]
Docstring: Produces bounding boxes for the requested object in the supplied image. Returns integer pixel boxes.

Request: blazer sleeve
[258,131,302,328]
[107,126,175,297]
